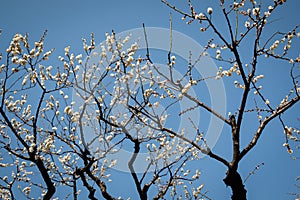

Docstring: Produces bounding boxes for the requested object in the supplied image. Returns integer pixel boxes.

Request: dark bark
[35,158,56,200]
[223,169,247,200]
[76,168,97,200]
[128,141,148,200]
[85,165,116,200]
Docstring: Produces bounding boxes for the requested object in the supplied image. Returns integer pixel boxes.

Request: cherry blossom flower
[207,7,213,15]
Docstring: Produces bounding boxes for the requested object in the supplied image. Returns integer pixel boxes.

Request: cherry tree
[0,30,207,200]
[161,0,300,198]
[0,0,299,200]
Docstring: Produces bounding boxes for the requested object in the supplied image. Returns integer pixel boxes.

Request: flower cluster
[216,63,240,80]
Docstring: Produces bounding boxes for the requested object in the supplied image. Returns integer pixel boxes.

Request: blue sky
[1,0,300,199]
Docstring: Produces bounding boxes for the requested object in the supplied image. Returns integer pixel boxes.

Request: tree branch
[240,95,300,159]
[162,127,230,167]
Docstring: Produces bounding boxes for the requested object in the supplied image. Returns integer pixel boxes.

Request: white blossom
[207,7,213,15]
[181,82,192,94]
[245,21,250,28]
[64,106,72,115]
[252,7,260,16]
[265,99,270,105]
[197,13,206,19]
[23,186,31,196]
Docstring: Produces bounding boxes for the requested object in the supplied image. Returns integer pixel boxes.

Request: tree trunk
[223,168,247,200]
